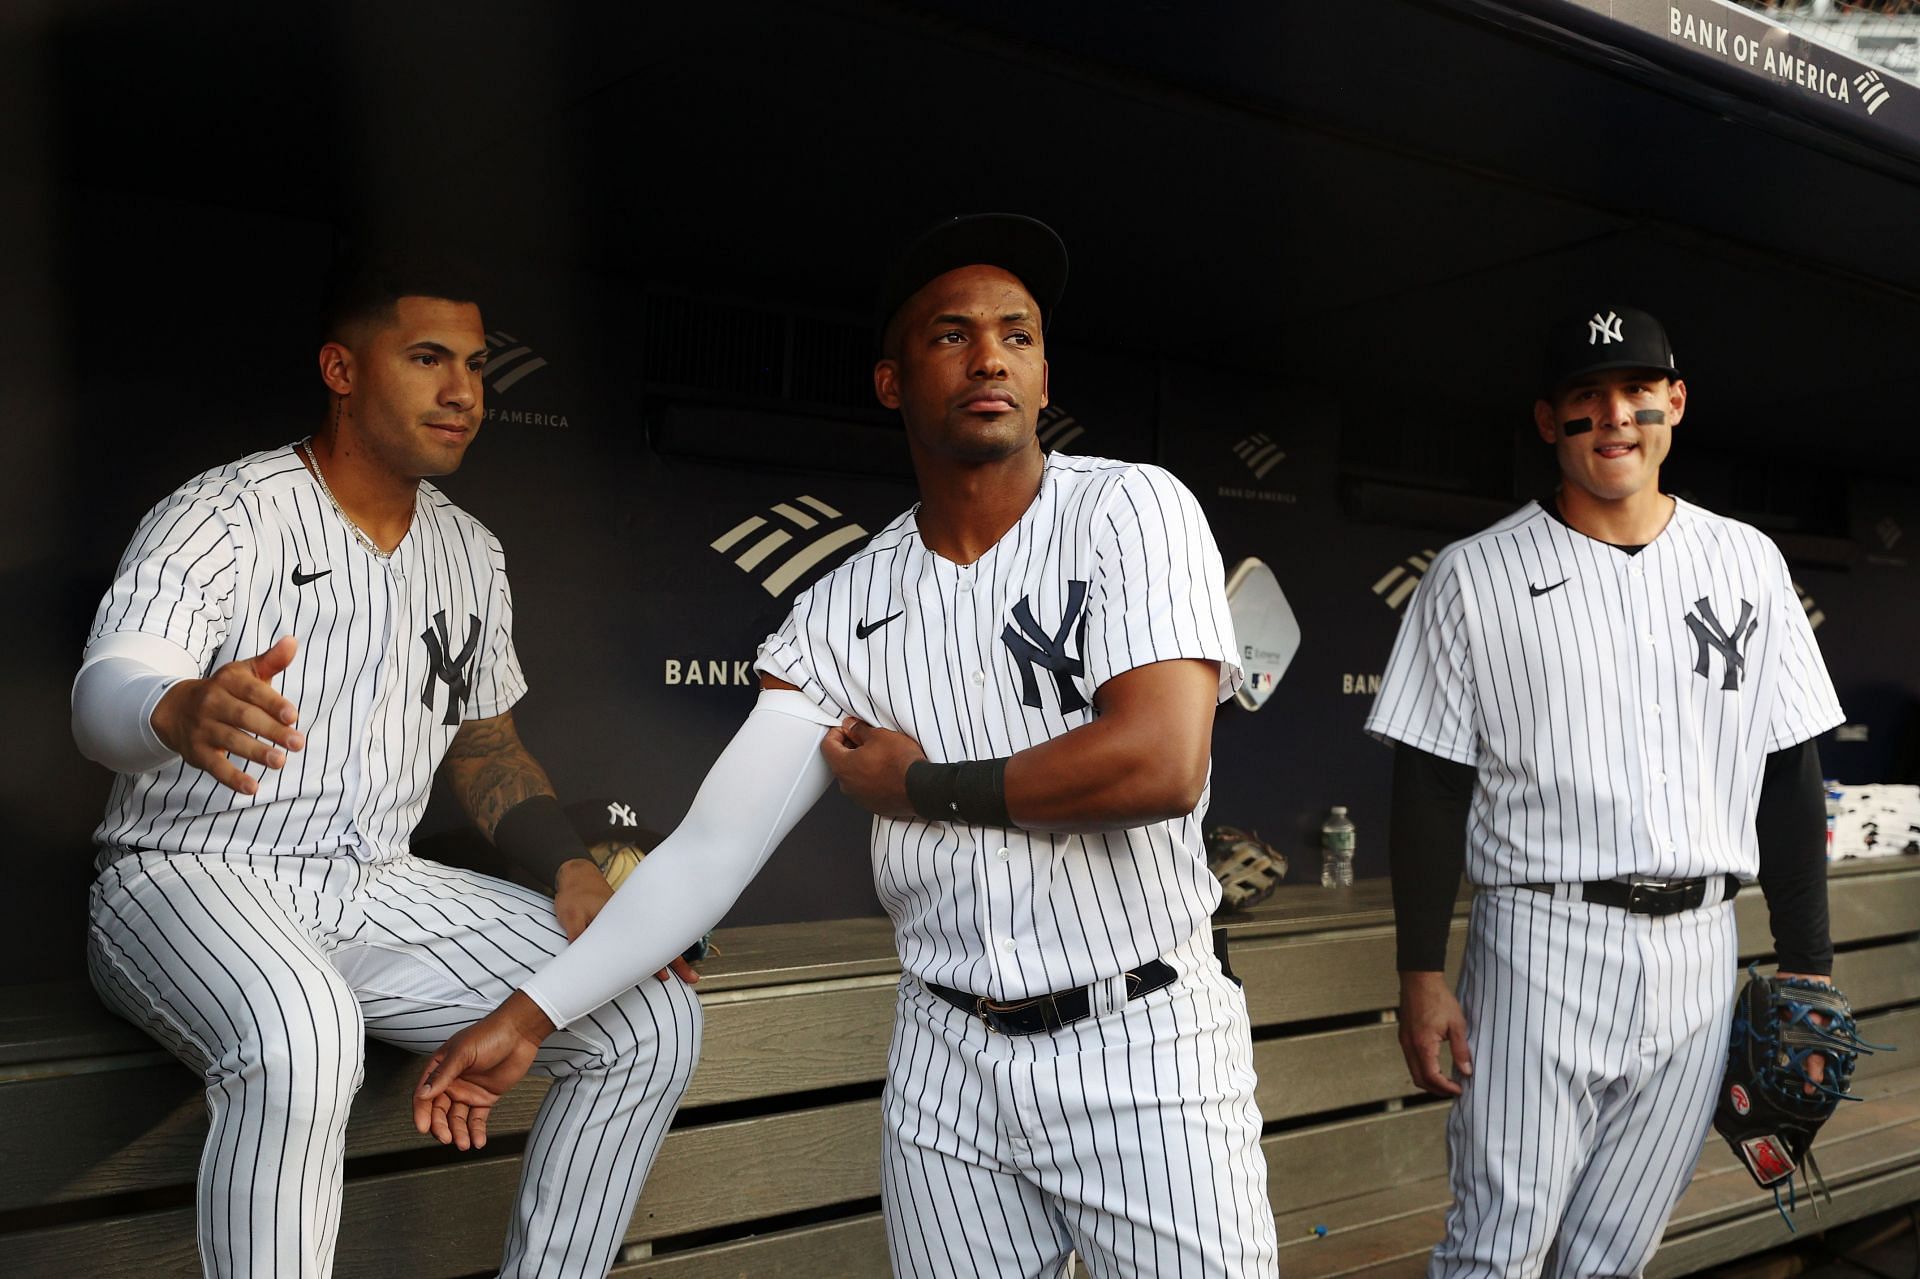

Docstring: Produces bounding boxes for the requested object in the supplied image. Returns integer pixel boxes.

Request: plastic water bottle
[1320,806,1355,887]
[1824,780,1843,860]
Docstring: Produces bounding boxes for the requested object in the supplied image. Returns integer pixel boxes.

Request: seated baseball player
[415,214,1280,1277]
[70,252,700,1279]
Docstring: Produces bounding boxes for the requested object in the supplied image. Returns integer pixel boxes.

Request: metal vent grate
[643,292,878,415]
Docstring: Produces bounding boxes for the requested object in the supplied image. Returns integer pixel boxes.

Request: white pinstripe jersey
[756,452,1242,1001]
[1365,498,1843,886]
[86,444,526,868]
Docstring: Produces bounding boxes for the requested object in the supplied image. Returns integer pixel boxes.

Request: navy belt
[1519,874,1740,916]
[925,958,1177,1035]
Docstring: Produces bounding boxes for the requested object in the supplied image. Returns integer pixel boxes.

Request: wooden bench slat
[1266,1104,1452,1212]
[687,979,893,1106]
[1254,1020,1419,1121]
[627,1099,882,1242]
[1827,940,1920,1011]
[1650,1130,1920,1278]
[1235,927,1467,1028]
[610,1211,890,1278]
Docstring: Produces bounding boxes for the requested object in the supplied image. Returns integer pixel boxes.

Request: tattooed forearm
[442,712,556,839]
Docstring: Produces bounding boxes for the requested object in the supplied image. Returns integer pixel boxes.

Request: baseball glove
[1713,970,1883,1216]
[1205,826,1288,913]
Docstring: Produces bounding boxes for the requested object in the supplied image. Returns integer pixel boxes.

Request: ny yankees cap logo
[606,801,639,826]
[1588,311,1625,345]
[1002,581,1090,713]
[1684,597,1758,692]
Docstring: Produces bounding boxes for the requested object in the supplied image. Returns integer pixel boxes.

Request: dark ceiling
[10,0,1920,470]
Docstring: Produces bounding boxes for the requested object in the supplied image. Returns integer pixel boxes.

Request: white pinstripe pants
[1432,886,1738,1279]
[87,850,703,1279]
[881,930,1277,1279]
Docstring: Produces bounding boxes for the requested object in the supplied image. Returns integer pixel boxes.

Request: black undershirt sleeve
[1755,738,1834,975]
[1389,743,1475,972]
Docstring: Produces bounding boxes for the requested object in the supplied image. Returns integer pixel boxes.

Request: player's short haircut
[318,246,483,346]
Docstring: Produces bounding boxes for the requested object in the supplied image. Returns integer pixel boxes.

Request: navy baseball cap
[875,213,1068,351]
[1541,306,1680,394]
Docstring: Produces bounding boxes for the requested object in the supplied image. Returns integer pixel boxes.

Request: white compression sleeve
[71,633,200,774]
[519,688,839,1029]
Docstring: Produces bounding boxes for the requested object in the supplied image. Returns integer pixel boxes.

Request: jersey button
[970,670,986,685]
[1649,703,1661,716]
[996,846,1011,862]
[999,937,1016,954]
[1655,772,1668,784]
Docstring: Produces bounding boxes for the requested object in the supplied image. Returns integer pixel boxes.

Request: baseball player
[1367,306,1843,1277]
[415,214,1279,1277]
[70,254,701,1278]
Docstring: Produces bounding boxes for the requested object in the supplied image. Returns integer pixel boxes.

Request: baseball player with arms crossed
[70,253,700,1279]
[415,214,1280,1277]
[1366,307,1844,1277]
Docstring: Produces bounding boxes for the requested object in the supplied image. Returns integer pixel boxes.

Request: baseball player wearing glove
[1368,307,1846,1277]
[1714,969,1884,1223]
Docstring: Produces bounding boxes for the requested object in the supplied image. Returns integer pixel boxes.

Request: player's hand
[151,635,304,795]
[553,858,615,942]
[413,992,552,1150]
[821,718,925,819]
[551,859,699,985]
[1398,970,1473,1098]
[1775,971,1832,1092]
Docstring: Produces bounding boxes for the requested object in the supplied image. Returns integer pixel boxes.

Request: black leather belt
[1518,874,1740,916]
[925,958,1178,1035]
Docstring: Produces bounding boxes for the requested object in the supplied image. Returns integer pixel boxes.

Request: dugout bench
[0,857,1914,1277]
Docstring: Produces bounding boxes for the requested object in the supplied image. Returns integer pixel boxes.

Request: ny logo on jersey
[1589,310,1624,345]
[1002,580,1091,714]
[421,609,482,726]
[1683,597,1757,692]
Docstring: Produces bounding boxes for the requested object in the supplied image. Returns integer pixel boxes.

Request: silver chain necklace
[298,437,393,561]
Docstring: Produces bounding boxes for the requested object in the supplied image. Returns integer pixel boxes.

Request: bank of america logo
[1877,517,1903,552]
[711,497,868,597]
[1372,550,1438,612]
[1232,433,1286,481]
[1036,405,1085,453]
[1856,71,1891,116]
[482,331,548,393]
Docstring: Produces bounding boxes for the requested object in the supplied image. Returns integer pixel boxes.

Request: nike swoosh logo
[291,566,331,587]
[855,611,903,640]
[1529,578,1569,597]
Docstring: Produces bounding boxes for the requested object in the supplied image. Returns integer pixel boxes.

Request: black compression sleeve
[1755,739,1833,975]
[1390,744,1475,971]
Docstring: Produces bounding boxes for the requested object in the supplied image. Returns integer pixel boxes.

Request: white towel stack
[1829,783,1920,860]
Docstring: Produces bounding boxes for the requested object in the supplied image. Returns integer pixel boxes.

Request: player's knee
[224,986,367,1124]
[598,980,704,1093]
